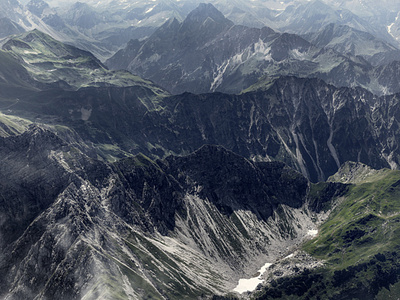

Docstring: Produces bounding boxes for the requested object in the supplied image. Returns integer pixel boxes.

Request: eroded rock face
[145,77,391,182]
[1,28,399,183]
[7,74,400,183]
[0,125,71,249]
[0,126,340,299]
[164,145,308,221]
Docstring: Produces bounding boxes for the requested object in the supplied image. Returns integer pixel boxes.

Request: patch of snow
[254,39,269,54]
[312,138,325,181]
[275,130,299,168]
[307,229,318,237]
[148,53,160,63]
[121,274,135,299]
[248,104,255,137]
[233,262,272,294]
[298,132,324,181]
[23,50,39,54]
[387,14,399,40]
[145,5,156,14]
[80,107,92,121]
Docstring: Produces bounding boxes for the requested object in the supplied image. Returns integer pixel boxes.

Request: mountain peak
[26,0,49,17]
[183,3,233,27]
[160,16,180,30]
[71,1,91,9]
[2,29,50,51]
[20,29,52,43]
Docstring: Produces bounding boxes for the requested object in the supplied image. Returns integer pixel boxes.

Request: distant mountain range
[105,4,400,96]
[303,23,400,66]
[3,0,400,61]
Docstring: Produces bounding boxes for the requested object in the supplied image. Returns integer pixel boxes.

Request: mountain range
[3,0,400,61]
[3,28,400,184]
[0,123,328,299]
[3,1,400,299]
[105,4,400,96]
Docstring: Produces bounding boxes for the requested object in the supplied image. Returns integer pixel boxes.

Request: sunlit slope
[2,29,167,91]
[253,162,400,299]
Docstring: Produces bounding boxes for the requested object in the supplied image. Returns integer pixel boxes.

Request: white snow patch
[233,262,272,294]
[307,229,318,237]
[148,53,160,63]
[121,274,135,298]
[387,14,400,39]
[145,5,156,14]
[81,107,92,121]
[23,50,39,54]
[254,39,272,60]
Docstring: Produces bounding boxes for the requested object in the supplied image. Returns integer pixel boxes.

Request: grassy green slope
[0,30,170,162]
[0,50,39,103]
[2,30,168,92]
[253,165,400,299]
[0,112,31,137]
[306,168,400,268]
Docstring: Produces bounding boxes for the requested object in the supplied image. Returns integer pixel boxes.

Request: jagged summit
[183,3,233,27]
[107,2,400,96]
[0,125,328,299]
[162,16,180,28]
[0,0,22,19]
[153,16,180,36]
[26,0,50,17]
[63,1,101,29]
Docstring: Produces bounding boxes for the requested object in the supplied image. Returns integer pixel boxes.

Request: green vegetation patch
[252,168,400,299]
[305,169,400,267]
[0,112,31,137]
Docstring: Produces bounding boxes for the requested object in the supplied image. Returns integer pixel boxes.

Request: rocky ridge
[106,4,400,96]
[0,125,343,299]
[4,73,400,183]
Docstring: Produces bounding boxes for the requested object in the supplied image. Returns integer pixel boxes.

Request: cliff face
[147,77,390,182]
[5,75,400,183]
[164,144,308,221]
[0,125,336,299]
